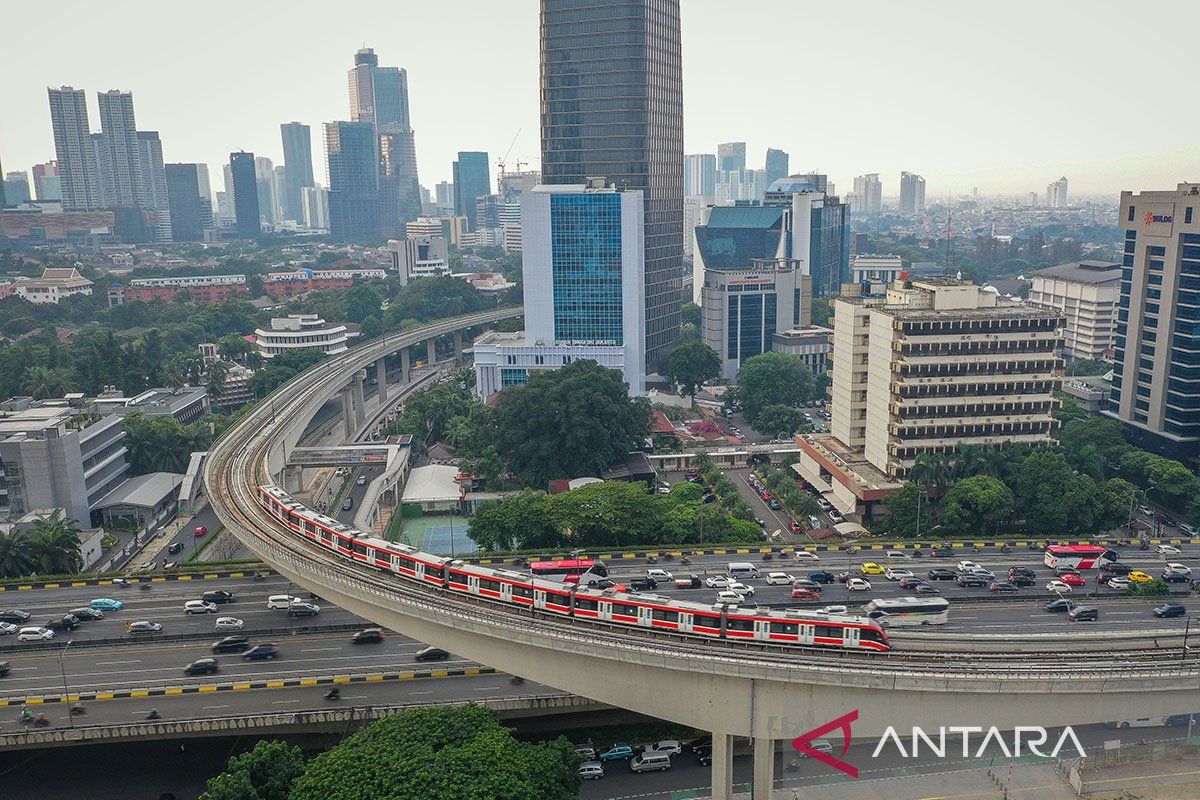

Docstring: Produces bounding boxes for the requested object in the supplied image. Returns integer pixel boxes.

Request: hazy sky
[3,0,1198,199]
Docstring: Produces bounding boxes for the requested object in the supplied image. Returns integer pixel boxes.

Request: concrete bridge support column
[426,337,437,366]
[401,348,411,384]
[352,371,366,428]
[752,738,775,800]
[340,386,354,439]
[376,358,388,403]
[452,330,463,364]
[710,733,735,800]
[283,465,303,494]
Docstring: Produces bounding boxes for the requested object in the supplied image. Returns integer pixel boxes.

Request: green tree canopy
[735,352,818,421]
[755,404,808,438]
[939,475,1015,536]
[200,740,305,800]
[385,276,492,324]
[123,411,213,475]
[664,339,721,401]
[492,360,651,487]
[468,491,560,551]
[288,705,580,800]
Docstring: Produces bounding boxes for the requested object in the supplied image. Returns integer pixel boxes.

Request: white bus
[863,597,950,626]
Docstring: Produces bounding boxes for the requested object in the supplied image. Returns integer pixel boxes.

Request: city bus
[1043,545,1118,570]
[863,597,950,626]
[529,558,608,585]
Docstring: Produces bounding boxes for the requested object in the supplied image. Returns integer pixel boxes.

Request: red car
[1059,573,1086,587]
[790,587,820,600]
[790,520,802,534]
[194,525,208,537]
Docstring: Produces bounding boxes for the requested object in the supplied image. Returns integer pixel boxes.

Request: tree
[386,276,492,324]
[217,334,253,363]
[735,352,818,421]
[878,483,935,538]
[360,315,383,340]
[0,529,36,578]
[342,284,385,325]
[123,411,212,475]
[21,365,73,399]
[25,511,83,574]
[468,491,561,551]
[665,340,721,403]
[939,475,1014,535]
[200,740,305,800]
[207,360,230,401]
[550,481,664,548]
[492,360,651,487]
[288,705,580,800]
[754,404,808,438]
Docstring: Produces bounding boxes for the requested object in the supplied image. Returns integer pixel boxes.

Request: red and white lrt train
[257,484,889,653]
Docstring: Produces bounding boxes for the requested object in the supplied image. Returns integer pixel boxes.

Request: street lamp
[59,639,74,729]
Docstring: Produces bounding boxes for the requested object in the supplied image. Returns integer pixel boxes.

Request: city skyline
[2,0,1198,199]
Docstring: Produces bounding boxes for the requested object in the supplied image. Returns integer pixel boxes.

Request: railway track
[204,310,1200,678]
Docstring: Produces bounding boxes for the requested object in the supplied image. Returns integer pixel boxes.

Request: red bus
[529,558,608,584]
[1043,545,1118,570]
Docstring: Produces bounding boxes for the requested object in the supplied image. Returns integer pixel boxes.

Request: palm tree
[26,511,83,575]
[910,452,951,499]
[207,361,229,401]
[22,365,72,400]
[950,444,986,481]
[0,530,36,579]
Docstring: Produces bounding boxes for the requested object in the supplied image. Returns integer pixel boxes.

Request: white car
[18,626,54,641]
[647,740,682,756]
[1181,524,1198,537]
[1157,545,1182,556]
[956,560,983,573]
[818,605,848,614]
[885,550,911,560]
[184,600,219,615]
[214,617,244,631]
[1046,580,1073,593]
[1165,563,1192,576]
[715,590,743,604]
[885,567,914,581]
[728,582,755,597]
[827,510,845,524]
[1106,577,1130,590]
[0,621,18,635]
[646,569,674,582]
[705,575,733,589]
[765,572,794,586]
[793,551,820,562]
[846,577,872,591]
[267,594,301,610]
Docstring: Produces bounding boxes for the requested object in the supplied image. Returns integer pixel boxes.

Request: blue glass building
[452,151,491,230]
[325,121,379,240]
[228,151,260,237]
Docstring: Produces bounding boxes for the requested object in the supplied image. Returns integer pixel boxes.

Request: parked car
[184,657,219,676]
[599,743,635,761]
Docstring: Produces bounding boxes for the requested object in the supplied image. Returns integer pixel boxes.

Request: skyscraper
[96,90,143,207]
[1106,184,1200,462]
[1047,176,1069,208]
[47,86,100,211]
[764,148,789,187]
[851,173,882,214]
[452,151,490,230]
[136,131,171,241]
[165,163,212,241]
[541,0,684,365]
[31,161,61,201]
[348,47,421,235]
[684,154,716,198]
[899,171,926,214]
[0,154,6,208]
[717,142,746,172]
[325,121,379,239]
[228,151,261,237]
[3,172,31,205]
[280,122,314,222]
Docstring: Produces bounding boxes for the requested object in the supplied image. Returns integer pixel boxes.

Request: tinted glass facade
[540,0,683,364]
[810,202,850,298]
[164,164,206,242]
[325,122,379,240]
[551,193,624,345]
[280,123,314,223]
[725,291,776,362]
[453,151,491,230]
[228,151,260,237]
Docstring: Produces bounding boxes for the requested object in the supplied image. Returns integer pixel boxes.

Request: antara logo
[790,711,1088,780]
[1145,211,1174,224]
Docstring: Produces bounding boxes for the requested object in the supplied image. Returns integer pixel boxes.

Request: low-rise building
[255,314,350,359]
[11,267,94,304]
[851,254,904,289]
[120,274,248,305]
[125,387,210,424]
[772,325,833,375]
[264,267,387,298]
[1026,260,1121,361]
[387,235,450,284]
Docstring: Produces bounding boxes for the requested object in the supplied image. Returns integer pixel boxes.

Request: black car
[1009,575,1036,587]
[686,735,712,752]
[696,744,712,766]
[898,577,926,590]
[0,610,30,624]
[167,541,185,555]
[1009,567,1036,579]
[1154,603,1187,618]
[913,584,941,596]
[927,569,957,581]
[1100,562,1133,575]
[1068,606,1099,622]
[989,581,1018,593]
[1044,598,1076,613]
[808,571,836,584]
[242,643,280,661]
[1162,571,1191,584]
[68,608,103,622]
[211,635,251,654]
[46,614,80,632]
[201,590,236,604]
[956,574,988,587]
[352,628,385,644]
[287,602,320,617]
[415,646,449,662]
[588,578,617,589]
[0,661,10,677]
[1159,514,1178,527]
[629,578,658,592]
[184,658,219,676]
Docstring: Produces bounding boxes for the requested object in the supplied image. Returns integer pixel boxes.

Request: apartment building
[1027,261,1120,361]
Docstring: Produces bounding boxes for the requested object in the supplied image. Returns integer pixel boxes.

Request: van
[727,562,760,579]
[267,595,299,610]
[629,751,672,773]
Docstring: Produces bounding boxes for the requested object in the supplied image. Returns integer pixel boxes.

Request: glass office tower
[540,0,684,366]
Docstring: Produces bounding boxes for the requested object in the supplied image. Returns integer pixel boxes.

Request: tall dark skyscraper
[228,151,261,237]
[540,0,684,364]
[165,163,211,241]
[452,151,491,230]
[325,121,379,240]
[764,148,789,187]
[280,122,314,223]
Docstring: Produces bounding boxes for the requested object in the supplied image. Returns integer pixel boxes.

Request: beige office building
[831,278,1064,477]
[1027,261,1121,361]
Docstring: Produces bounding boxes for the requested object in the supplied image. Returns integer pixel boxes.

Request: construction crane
[496,128,522,176]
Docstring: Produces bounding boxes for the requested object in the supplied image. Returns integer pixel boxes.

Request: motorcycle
[18,710,33,724]
[762,552,774,561]
[680,557,692,565]
[253,572,267,582]
[139,582,151,591]
[70,704,86,716]
[33,715,49,727]
[1000,545,1011,554]
[646,556,658,564]
[911,549,924,558]
[325,688,341,701]
[510,676,525,685]
[1140,541,1150,551]
[146,709,161,720]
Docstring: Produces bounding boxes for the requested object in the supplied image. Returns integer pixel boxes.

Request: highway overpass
[204,308,1200,800]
